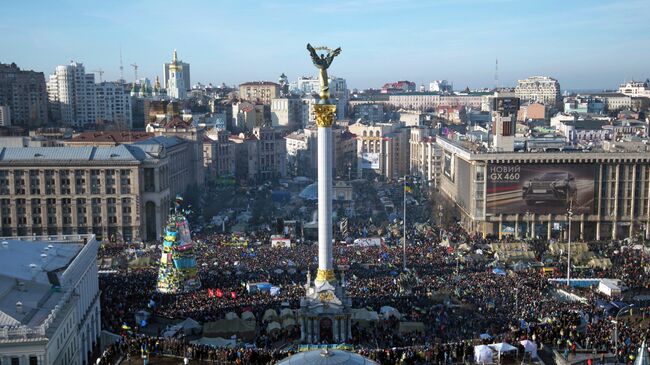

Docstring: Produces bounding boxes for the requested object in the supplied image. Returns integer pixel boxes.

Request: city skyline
[1,0,650,90]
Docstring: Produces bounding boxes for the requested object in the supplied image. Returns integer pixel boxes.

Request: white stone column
[317,125,333,279]
[333,317,340,343]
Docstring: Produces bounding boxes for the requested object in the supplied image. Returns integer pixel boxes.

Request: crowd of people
[95,182,650,365]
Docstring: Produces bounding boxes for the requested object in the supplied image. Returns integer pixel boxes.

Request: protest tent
[190,337,236,348]
[263,309,279,322]
[489,342,518,357]
[474,344,494,364]
[380,306,401,320]
[203,319,256,341]
[479,333,492,340]
[351,308,380,322]
[241,311,255,321]
[267,321,282,334]
[225,312,239,320]
[282,318,297,329]
[177,317,202,335]
[280,308,294,319]
[398,321,425,334]
[520,340,538,358]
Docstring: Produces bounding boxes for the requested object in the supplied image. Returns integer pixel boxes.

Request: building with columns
[0,234,100,365]
[349,122,410,180]
[0,144,174,242]
[436,136,650,241]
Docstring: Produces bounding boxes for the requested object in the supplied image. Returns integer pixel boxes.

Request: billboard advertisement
[443,151,454,181]
[361,153,380,169]
[486,164,595,214]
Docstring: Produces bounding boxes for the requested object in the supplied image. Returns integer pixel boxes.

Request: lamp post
[402,175,408,271]
[566,205,573,286]
[614,304,635,355]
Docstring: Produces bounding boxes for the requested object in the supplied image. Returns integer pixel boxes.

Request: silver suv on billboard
[522,172,577,206]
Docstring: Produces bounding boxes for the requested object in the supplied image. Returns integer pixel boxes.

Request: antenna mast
[119,47,124,82]
[495,58,499,90]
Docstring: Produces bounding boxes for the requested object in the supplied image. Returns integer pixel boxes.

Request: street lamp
[613,304,635,354]
[566,205,573,286]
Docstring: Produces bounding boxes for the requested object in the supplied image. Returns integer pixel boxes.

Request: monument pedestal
[299,274,352,344]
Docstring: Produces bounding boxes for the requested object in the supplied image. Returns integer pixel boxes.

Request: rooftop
[0,145,154,164]
[68,131,153,145]
[0,235,94,340]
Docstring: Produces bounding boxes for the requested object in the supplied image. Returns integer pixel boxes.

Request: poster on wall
[486,164,595,214]
[361,153,380,169]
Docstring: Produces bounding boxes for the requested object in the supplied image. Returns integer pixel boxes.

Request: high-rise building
[515,76,561,107]
[166,50,187,100]
[47,62,97,127]
[96,82,133,127]
[0,63,49,128]
[0,234,101,365]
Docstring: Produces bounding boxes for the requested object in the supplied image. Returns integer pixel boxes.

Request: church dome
[276,349,378,365]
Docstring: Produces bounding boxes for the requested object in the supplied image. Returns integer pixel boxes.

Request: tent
[351,308,380,322]
[263,309,279,322]
[398,322,425,334]
[241,311,255,321]
[225,312,239,320]
[177,317,202,335]
[282,318,297,329]
[380,306,401,319]
[492,268,506,276]
[190,337,236,348]
[280,308,294,319]
[520,339,538,359]
[474,345,494,364]
[479,333,492,340]
[203,319,256,341]
[267,321,282,334]
[489,342,518,357]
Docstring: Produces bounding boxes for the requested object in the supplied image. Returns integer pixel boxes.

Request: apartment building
[0,63,49,128]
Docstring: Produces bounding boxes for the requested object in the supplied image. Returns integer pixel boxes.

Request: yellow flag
[405,186,413,193]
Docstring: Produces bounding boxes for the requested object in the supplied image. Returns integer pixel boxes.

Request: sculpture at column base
[315,268,336,283]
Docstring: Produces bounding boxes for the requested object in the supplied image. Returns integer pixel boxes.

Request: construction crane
[92,69,105,82]
[130,63,138,82]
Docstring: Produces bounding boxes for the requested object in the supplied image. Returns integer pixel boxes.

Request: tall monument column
[315,103,337,284]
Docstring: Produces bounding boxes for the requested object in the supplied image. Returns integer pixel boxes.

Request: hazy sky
[1,0,649,90]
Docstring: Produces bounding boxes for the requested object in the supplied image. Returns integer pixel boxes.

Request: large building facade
[0,234,100,365]
[165,50,187,100]
[0,145,173,242]
[409,126,441,188]
[349,122,409,180]
[239,82,280,105]
[0,63,49,128]
[515,76,561,107]
[437,136,650,240]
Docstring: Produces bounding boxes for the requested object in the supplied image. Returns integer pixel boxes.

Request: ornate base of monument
[299,271,352,344]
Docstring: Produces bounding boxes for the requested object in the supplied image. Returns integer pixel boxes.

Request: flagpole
[403,175,407,271]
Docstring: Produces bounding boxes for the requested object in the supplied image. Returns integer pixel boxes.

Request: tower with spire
[167,50,186,99]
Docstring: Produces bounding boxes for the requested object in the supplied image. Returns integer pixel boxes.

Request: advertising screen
[361,153,380,169]
[486,164,595,214]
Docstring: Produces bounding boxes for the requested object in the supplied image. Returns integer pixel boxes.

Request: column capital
[314,104,336,128]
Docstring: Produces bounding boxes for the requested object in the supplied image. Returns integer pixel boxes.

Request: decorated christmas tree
[156,195,201,293]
